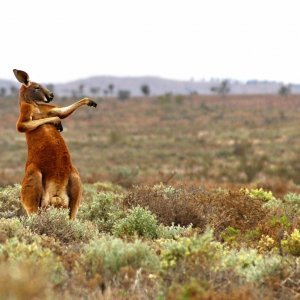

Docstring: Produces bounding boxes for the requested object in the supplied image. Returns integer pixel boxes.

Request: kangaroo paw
[88,100,97,107]
[56,123,63,132]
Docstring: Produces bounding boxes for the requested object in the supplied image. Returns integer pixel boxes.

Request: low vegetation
[0,183,299,299]
[1,95,300,298]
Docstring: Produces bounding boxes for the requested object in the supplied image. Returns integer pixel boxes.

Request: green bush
[0,238,67,285]
[221,248,283,282]
[22,208,97,244]
[0,185,25,218]
[157,223,193,239]
[82,236,159,279]
[262,198,283,210]
[0,218,33,243]
[244,188,275,202]
[221,226,240,244]
[245,229,261,241]
[281,229,300,256]
[269,215,291,230]
[159,229,223,270]
[78,191,124,233]
[284,193,300,205]
[152,183,177,197]
[283,193,300,216]
[113,206,158,239]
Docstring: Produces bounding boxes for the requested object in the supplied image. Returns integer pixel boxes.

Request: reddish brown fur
[14,70,97,219]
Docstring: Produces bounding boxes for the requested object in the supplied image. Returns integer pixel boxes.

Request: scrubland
[0,94,299,299]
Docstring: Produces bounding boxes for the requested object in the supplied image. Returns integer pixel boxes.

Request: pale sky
[2,0,300,83]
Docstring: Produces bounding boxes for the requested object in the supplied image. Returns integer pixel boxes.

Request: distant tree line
[1,80,294,100]
[0,85,19,97]
[71,83,151,101]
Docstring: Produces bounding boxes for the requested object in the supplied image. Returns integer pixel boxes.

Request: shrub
[22,208,97,244]
[244,188,275,202]
[78,191,124,233]
[152,183,176,197]
[283,193,300,216]
[220,248,283,282]
[0,238,67,285]
[257,235,276,253]
[113,206,158,239]
[221,226,240,244]
[157,223,193,239]
[124,186,266,236]
[159,229,222,270]
[82,236,159,279]
[259,193,300,236]
[284,193,300,206]
[269,215,291,230]
[258,212,295,244]
[281,229,300,256]
[0,218,33,243]
[0,185,25,218]
[262,198,283,210]
[244,229,261,241]
[124,185,202,227]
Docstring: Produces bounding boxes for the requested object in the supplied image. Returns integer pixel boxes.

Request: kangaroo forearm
[50,99,89,119]
[17,117,57,132]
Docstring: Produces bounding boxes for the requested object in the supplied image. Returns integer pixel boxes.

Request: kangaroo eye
[35,86,40,90]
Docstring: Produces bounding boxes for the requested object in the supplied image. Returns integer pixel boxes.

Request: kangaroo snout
[46,92,54,102]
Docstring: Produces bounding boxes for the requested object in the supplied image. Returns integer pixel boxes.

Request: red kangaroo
[13,69,97,219]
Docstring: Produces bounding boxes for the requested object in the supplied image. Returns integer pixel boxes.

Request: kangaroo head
[13,69,54,103]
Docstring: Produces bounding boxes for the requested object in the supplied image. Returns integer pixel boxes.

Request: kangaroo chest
[31,106,48,120]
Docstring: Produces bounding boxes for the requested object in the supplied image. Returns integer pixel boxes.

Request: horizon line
[1,74,297,85]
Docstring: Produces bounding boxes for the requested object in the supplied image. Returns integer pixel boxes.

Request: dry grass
[1,94,300,193]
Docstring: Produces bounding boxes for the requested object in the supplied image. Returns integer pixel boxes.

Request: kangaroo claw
[88,100,97,107]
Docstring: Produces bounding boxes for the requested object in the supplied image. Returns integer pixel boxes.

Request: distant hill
[0,76,297,97]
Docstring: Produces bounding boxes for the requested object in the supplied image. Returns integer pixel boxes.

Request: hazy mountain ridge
[1,76,298,97]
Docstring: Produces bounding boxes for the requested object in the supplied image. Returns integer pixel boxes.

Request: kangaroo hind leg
[67,168,82,220]
[21,165,43,215]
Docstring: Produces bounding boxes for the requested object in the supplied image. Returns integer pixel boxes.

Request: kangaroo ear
[13,69,31,86]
